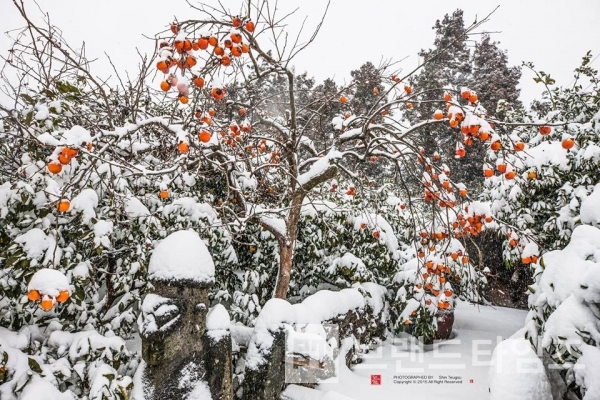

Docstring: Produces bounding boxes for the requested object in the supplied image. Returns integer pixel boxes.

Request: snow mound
[20,376,74,400]
[28,268,70,297]
[206,304,231,340]
[148,230,214,284]
[14,228,50,260]
[206,304,230,331]
[581,183,600,226]
[60,125,92,146]
[70,188,98,223]
[488,338,552,400]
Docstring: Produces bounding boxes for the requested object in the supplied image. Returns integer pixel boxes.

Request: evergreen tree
[408,10,476,191]
[471,34,522,118]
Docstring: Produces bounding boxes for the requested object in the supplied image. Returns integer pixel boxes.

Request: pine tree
[408,10,476,190]
[471,34,522,118]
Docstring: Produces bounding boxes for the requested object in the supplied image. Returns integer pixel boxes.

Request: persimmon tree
[153,1,506,305]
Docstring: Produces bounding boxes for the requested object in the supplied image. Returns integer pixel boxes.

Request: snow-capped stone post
[139,230,232,400]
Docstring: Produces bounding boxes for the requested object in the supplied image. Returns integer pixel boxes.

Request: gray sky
[1,0,599,105]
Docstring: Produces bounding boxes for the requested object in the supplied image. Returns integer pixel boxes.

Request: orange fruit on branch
[56,290,70,303]
[231,32,243,44]
[57,199,70,213]
[514,142,525,151]
[528,171,537,179]
[539,126,552,135]
[58,153,70,165]
[231,46,242,57]
[28,290,40,301]
[211,88,225,100]
[199,130,211,143]
[221,56,231,66]
[562,138,575,149]
[245,21,255,32]
[198,37,209,50]
[40,297,54,311]
[178,142,189,153]
[192,76,205,88]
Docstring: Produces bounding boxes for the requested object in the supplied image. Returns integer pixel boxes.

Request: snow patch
[148,230,215,284]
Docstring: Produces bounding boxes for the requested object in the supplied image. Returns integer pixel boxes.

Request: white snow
[574,344,600,400]
[148,230,215,284]
[20,375,74,400]
[0,327,30,349]
[60,125,93,146]
[14,228,50,260]
[314,301,527,399]
[246,287,381,370]
[27,268,70,297]
[162,198,219,225]
[70,188,99,223]
[488,338,552,400]
[259,214,287,237]
[140,294,179,336]
[124,195,151,218]
[206,304,231,331]
[34,105,49,120]
[519,141,571,171]
[186,380,212,400]
[298,150,342,187]
[581,183,600,226]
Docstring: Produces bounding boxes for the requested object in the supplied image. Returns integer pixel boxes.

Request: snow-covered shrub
[525,224,600,399]
[481,53,600,265]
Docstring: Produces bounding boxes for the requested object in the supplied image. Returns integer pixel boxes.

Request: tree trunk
[273,192,304,299]
[274,243,293,299]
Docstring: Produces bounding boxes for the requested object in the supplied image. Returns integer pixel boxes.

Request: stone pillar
[138,229,233,400]
[242,329,287,400]
[140,281,212,400]
[202,331,234,400]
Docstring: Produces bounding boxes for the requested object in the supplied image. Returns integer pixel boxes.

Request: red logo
[371,374,382,385]
[469,379,474,384]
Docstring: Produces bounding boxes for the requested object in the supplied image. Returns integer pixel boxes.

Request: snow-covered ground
[284,300,527,400]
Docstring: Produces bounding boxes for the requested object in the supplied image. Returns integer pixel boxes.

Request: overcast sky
[1,0,599,105]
